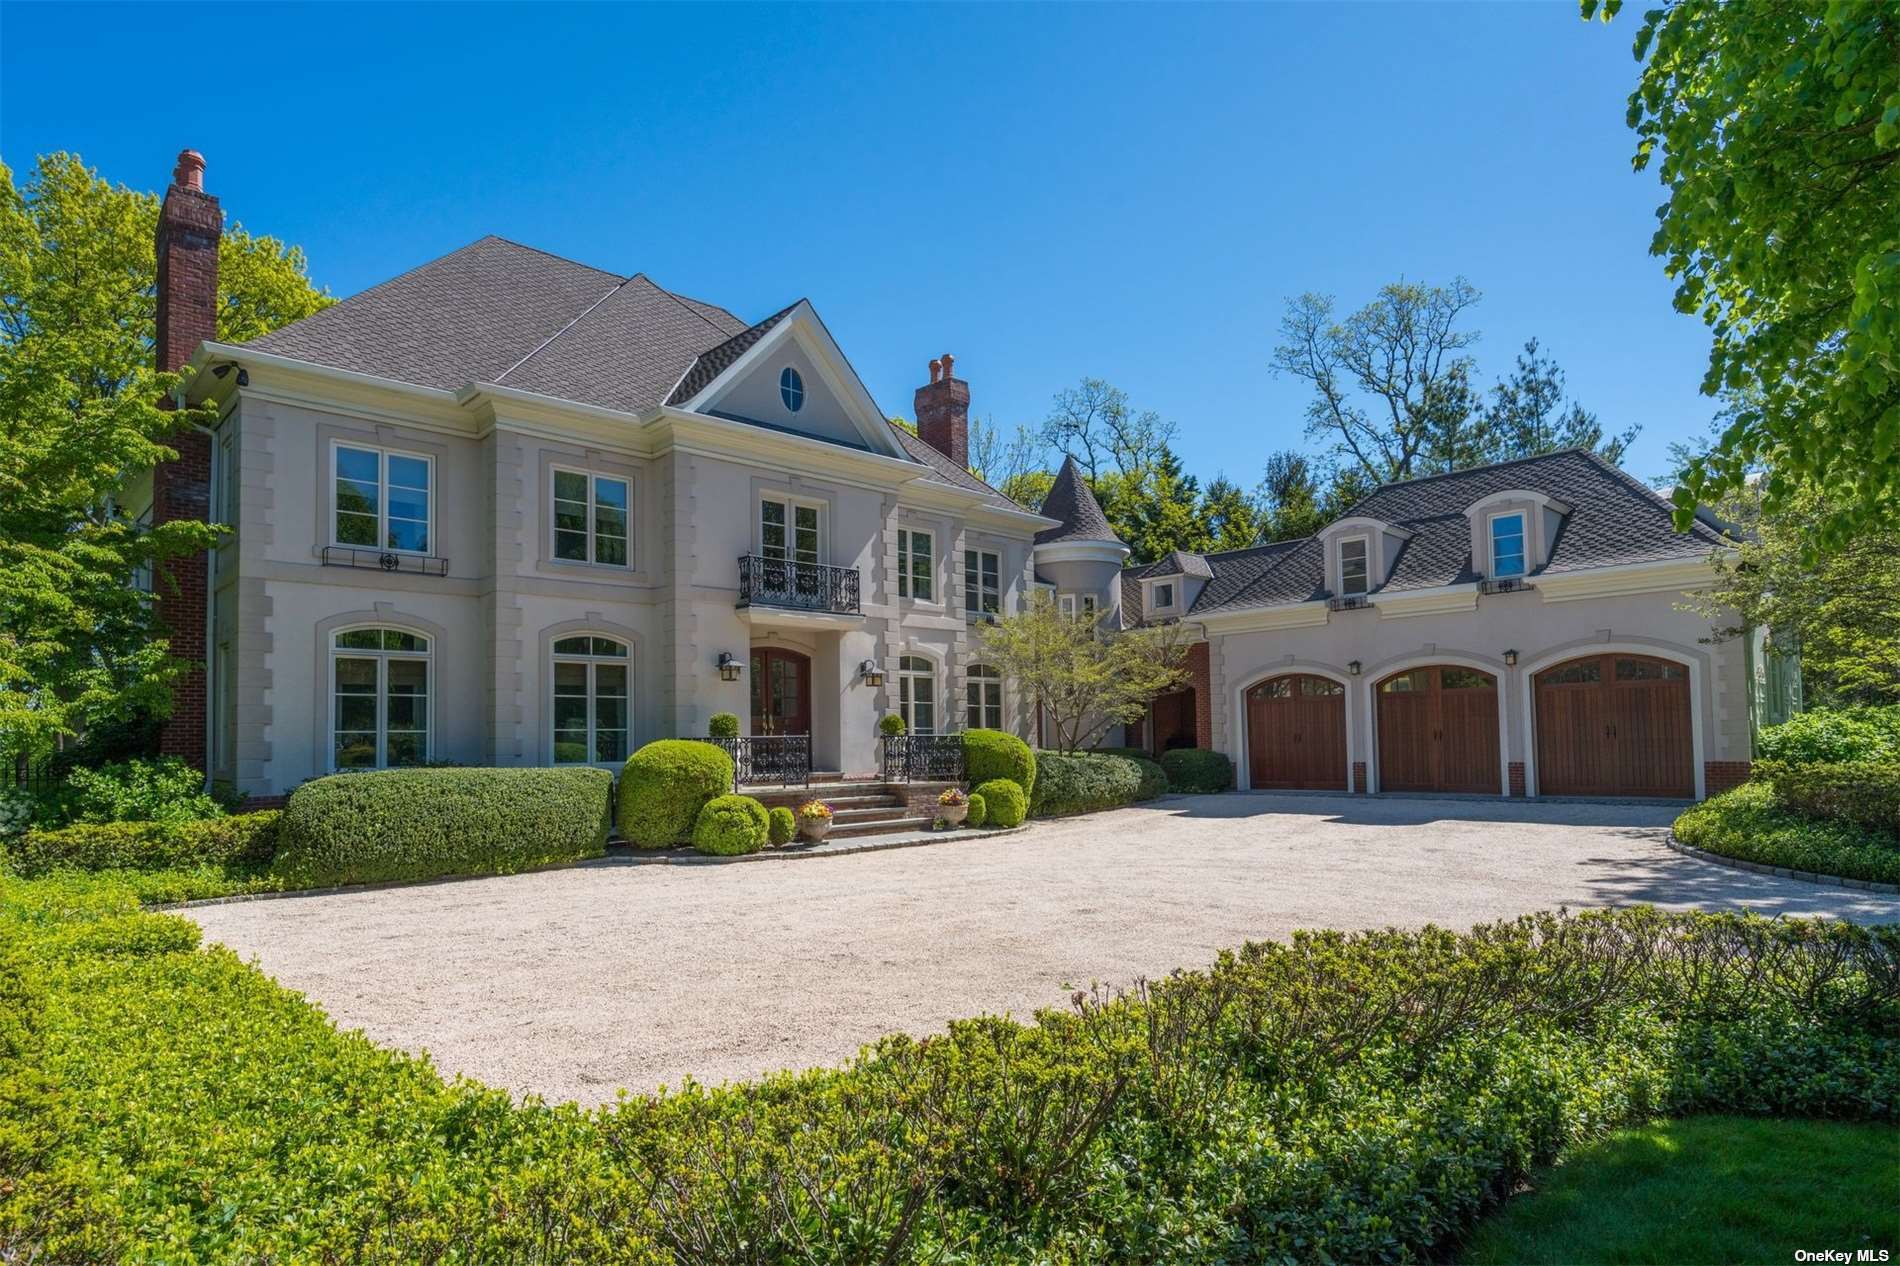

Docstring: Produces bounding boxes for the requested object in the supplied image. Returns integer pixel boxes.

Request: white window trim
[1338,534,1371,596]
[897,651,941,735]
[898,527,936,603]
[759,494,825,565]
[550,465,632,569]
[327,626,433,772]
[779,365,805,413]
[1487,509,1529,579]
[1149,580,1177,614]
[966,663,1005,731]
[329,439,435,556]
[548,635,632,768]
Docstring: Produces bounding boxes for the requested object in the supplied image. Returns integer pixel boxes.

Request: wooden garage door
[1376,666,1501,794]
[1534,654,1693,798]
[1246,674,1347,790]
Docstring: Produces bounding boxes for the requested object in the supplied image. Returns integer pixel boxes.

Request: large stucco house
[143,150,1776,808]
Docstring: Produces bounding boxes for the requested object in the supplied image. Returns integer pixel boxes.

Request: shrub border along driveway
[1666,832,1900,894]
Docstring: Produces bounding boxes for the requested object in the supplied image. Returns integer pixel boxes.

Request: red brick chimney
[913,352,969,468]
[152,148,221,771]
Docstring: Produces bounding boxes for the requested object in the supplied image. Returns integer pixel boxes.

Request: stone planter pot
[938,801,969,826]
[799,816,832,842]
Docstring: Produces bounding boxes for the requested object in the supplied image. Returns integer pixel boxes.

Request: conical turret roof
[1034,455,1125,546]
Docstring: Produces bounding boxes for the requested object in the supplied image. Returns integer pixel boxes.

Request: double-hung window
[331,628,430,769]
[553,469,630,566]
[898,655,936,733]
[898,528,933,601]
[966,664,1003,730]
[551,636,629,764]
[964,548,1000,616]
[1339,537,1369,595]
[1153,582,1175,612]
[335,443,431,553]
[1490,512,1527,578]
[761,498,819,564]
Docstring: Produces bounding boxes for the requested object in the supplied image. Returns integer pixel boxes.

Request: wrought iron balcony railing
[737,555,862,616]
[704,735,812,789]
[880,734,966,783]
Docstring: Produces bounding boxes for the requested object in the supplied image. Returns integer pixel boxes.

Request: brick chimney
[913,352,969,468]
[152,148,222,771]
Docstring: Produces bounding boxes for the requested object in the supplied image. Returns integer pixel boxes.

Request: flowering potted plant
[797,798,834,841]
[937,786,970,826]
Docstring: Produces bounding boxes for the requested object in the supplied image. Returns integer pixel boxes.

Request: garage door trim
[1234,665,1354,792]
[1520,643,1704,800]
[1369,655,1510,796]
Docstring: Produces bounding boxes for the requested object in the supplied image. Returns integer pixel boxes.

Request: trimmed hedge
[1162,747,1234,794]
[276,767,613,887]
[767,806,797,846]
[973,777,1027,828]
[964,728,1036,799]
[1758,706,1900,765]
[967,792,988,828]
[1673,782,1900,886]
[5,812,280,877]
[693,795,770,857]
[1756,760,1900,833]
[707,712,741,740]
[618,740,733,848]
[6,874,1895,1264]
[1030,751,1164,818]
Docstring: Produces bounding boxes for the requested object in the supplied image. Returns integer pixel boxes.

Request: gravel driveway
[188,794,1900,1106]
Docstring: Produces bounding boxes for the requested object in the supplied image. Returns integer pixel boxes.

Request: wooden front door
[1245,674,1347,790]
[1534,653,1693,798]
[750,648,811,736]
[1376,666,1501,794]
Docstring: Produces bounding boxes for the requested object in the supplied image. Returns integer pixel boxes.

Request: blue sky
[1,1,1711,487]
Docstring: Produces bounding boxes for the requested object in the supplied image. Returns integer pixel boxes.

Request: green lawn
[1462,1115,1900,1266]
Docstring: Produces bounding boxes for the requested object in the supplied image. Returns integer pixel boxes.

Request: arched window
[966,664,1003,731]
[332,628,430,769]
[898,654,936,734]
[779,366,805,413]
[551,635,630,764]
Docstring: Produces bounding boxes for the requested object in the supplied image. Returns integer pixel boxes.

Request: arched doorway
[750,647,811,736]
[1534,653,1693,798]
[1245,673,1347,790]
[1375,665,1500,794]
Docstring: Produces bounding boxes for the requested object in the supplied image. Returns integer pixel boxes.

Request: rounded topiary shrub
[767,805,797,846]
[692,794,770,856]
[619,740,734,849]
[1161,748,1234,794]
[966,792,988,828]
[973,778,1026,828]
[964,729,1036,800]
[708,712,741,740]
[879,713,907,737]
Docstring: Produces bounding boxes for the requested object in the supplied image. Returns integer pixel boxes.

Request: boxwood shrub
[966,792,988,828]
[767,805,797,846]
[1675,782,1900,885]
[1030,751,1164,818]
[692,795,770,856]
[972,777,1027,828]
[618,740,733,848]
[964,728,1036,800]
[276,767,612,887]
[1757,706,1900,765]
[1756,759,1900,833]
[5,812,281,877]
[1161,747,1234,794]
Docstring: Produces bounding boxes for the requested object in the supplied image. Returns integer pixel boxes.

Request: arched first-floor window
[552,635,629,764]
[332,627,430,769]
[898,654,937,734]
[966,663,1003,731]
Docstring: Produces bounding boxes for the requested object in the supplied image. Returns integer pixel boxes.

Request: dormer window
[1340,537,1369,595]
[1154,582,1175,610]
[779,367,804,412]
[1491,512,1527,578]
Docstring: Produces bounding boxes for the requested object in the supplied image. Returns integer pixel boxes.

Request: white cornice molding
[1536,555,1723,603]
[1033,540,1131,566]
[1375,587,1481,619]
[1195,602,1331,634]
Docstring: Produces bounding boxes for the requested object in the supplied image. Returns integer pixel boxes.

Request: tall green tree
[0,153,331,758]
[1200,476,1260,552]
[1585,0,1900,544]
[1113,445,1212,564]
[1255,449,1328,543]
[1484,339,1638,463]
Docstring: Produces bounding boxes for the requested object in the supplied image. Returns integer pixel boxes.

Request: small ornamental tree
[976,592,1189,752]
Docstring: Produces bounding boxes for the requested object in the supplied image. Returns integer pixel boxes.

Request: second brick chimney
[913,352,969,468]
[152,148,222,771]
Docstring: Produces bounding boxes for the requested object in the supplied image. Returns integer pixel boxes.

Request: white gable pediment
[678,301,907,459]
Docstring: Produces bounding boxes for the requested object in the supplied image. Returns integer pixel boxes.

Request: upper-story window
[335,442,431,554]
[1339,537,1369,595]
[964,548,1000,616]
[1057,592,1097,619]
[551,635,629,765]
[779,367,805,412]
[553,469,630,566]
[215,426,238,527]
[1490,512,1527,578]
[1153,582,1175,611]
[899,529,933,601]
[331,627,430,770]
[762,498,819,564]
[898,654,936,734]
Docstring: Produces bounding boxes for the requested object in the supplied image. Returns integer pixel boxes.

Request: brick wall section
[1704,761,1751,796]
[1508,761,1526,797]
[152,153,221,771]
[912,357,969,467]
[1186,641,1213,750]
[1352,761,1368,794]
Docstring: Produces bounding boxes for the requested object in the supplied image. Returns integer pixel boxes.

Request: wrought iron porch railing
[880,734,966,783]
[707,735,812,789]
[736,555,862,615]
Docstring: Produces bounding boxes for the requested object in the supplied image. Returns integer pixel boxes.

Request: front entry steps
[738,779,957,841]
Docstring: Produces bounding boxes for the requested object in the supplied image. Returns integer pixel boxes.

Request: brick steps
[827,815,936,839]
[739,778,960,841]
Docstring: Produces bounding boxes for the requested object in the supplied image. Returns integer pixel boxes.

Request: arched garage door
[1246,674,1347,790]
[1534,654,1693,798]
[1376,666,1501,794]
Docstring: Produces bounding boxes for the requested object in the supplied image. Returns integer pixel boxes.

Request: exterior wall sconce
[717,652,742,682]
[1347,660,1362,676]
[859,658,885,688]
[1502,648,1519,667]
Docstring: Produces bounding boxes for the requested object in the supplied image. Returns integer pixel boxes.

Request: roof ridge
[1571,447,1727,541]
[475,234,628,282]
[1341,448,1596,515]
[492,277,635,385]
[644,273,746,338]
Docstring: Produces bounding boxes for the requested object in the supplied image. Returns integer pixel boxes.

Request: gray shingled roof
[1163,449,1729,619]
[887,424,1022,511]
[1034,456,1124,546]
[1133,549,1214,580]
[664,301,801,406]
